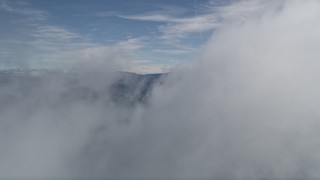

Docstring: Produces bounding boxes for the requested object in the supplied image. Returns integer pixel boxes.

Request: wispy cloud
[0,0,152,72]
[159,15,218,41]
[33,26,82,40]
[117,2,219,42]
[30,25,94,52]
[118,0,279,42]
[33,37,148,72]
[119,14,175,22]
[152,49,191,55]
[2,0,265,73]
[0,0,47,21]
[128,63,170,74]
[0,47,12,57]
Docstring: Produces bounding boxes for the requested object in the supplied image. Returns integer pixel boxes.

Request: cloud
[127,63,170,74]
[32,26,83,42]
[116,0,225,42]
[3,0,320,179]
[119,14,175,22]
[0,0,206,72]
[152,49,191,55]
[118,0,284,42]
[42,37,147,72]
[119,12,218,41]
[0,0,151,73]
[0,0,47,21]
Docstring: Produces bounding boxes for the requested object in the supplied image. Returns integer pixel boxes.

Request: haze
[1,0,320,179]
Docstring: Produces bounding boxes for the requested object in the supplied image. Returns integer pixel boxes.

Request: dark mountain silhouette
[0,69,164,110]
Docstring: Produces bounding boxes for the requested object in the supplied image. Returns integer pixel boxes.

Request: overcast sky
[0,0,228,73]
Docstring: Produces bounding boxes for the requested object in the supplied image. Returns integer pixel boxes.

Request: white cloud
[116,38,145,51]
[4,0,320,178]
[118,0,284,42]
[117,1,221,42]
[119,13,218,41]
[127,63,170,74]
[119,14,175,22]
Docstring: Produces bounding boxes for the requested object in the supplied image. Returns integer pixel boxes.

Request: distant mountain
[110,72,164,106]
[0,69,165,109]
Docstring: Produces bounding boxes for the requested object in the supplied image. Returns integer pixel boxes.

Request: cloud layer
[2,0,320,179]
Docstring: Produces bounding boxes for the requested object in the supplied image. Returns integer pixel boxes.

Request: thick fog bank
[2,0,320,179]
[0,71,162,178]
[143,0,320,178]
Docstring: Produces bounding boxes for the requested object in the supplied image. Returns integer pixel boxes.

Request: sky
[0,0,226,73]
